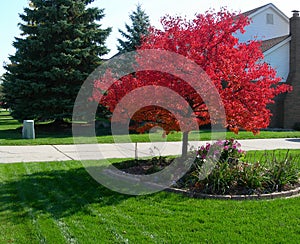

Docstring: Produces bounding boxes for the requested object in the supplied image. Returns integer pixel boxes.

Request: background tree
[0,81,4,108]
[2,0,111,123]
[117,4,150,53]
[94,9,291,157]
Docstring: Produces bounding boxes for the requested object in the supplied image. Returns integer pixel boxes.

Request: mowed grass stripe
[1,163,48,243]
[25,161,84,244]
[15,163,49,243]
[40,161,130,243]
[22,162,71,243]
[80,159,172,242]
[0,162,74,243]
[100,204,161,242]
[0,164,36,243]
[115,192,300,243]
[1,160,299,243]
[13,161,164,243]
[54,161,136,243]
[98,198,175,243]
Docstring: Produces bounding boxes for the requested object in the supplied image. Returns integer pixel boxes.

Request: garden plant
[187,139,300,195]
[116,139,300,196]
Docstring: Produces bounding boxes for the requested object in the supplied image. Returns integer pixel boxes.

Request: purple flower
[205,143,210,150]
[217,140,224,146]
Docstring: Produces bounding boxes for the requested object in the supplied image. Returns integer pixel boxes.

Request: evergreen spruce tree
[117,4,150,53]
[2,0,111,122]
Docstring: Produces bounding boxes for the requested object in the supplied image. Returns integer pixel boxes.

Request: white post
[22,120,35,139]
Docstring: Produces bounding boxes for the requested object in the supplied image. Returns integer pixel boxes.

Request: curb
[165,186,300,200]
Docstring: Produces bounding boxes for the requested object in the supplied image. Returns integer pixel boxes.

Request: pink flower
[217,140,224,146]
[205,143,210,150]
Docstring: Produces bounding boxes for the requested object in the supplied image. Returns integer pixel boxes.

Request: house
[235,3,300,129]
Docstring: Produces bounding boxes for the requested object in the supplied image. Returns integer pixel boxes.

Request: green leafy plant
[235,162,267,194]
[187,141,299,195]
[263,150,300,191]
[184,139,247,194]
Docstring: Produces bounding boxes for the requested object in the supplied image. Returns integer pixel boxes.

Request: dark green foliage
[2,0,111,122]
[117,4,150,53]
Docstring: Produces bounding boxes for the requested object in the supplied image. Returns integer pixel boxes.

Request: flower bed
[176,139,300,195]
[114,139,300,197]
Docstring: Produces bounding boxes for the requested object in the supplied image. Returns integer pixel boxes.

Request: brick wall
[269,93,285,128]
[284,11,300,129]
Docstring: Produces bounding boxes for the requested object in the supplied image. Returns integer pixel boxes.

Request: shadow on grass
[0,129,23,140]
[0,123,112,142]
[0,165,132,221]
[0,128,74,141]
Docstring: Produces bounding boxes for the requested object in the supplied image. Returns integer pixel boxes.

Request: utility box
[22,120,35,139]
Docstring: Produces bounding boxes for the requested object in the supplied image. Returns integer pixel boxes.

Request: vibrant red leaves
[93,8,292,135]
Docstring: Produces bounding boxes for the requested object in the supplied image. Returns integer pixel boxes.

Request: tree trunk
[182,131,189,158]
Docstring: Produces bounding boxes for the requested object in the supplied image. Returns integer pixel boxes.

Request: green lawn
[1,111,299,242]
[0,159,299,243]
[1,110,300,145]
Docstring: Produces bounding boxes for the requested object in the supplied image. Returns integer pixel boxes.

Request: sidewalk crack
[51,145,75,161]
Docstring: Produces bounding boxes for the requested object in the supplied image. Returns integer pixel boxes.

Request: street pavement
[0,138,299,163]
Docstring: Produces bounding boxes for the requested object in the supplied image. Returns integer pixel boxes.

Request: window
[266,13,274,24]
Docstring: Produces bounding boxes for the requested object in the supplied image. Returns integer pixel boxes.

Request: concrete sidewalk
[0,138,299,164]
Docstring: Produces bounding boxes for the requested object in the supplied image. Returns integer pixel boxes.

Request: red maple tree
[92,8,292,156]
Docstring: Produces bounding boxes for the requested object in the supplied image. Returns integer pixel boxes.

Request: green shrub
[188,141,299,195]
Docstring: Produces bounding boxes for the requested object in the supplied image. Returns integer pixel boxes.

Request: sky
[0,0,299,76]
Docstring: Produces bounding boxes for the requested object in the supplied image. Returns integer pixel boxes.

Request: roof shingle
[242,3,271,17]
[260,35,290,52]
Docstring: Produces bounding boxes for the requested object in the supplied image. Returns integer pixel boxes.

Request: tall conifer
[3,0,111,122]
[117,4,150,53]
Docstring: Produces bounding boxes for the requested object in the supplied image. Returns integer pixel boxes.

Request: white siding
[263,40,290,82]
[235,7,289,43]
